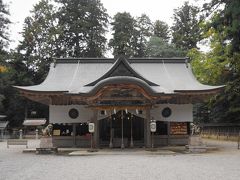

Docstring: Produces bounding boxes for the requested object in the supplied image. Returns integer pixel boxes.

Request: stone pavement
[0,139,240,180]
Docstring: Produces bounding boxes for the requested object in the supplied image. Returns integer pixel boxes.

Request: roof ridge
[53,57,190,64]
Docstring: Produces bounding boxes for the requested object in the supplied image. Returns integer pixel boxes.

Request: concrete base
[187,135,206,153]
[36,147,58,154]
[188,135,204,146]
[186,145,207,153]
[23,149,36,153]
[40,137,53,148]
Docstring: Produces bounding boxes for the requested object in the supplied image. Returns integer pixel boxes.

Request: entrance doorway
[99,110,144,148]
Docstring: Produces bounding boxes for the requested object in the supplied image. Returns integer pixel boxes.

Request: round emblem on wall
[68,108,79,119]
[162,107,172,118]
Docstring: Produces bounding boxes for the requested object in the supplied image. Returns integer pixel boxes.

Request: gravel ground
[0,139,240,180]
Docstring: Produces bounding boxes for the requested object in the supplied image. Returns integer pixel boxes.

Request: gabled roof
[14,57,224,96]
[85,56,158,86]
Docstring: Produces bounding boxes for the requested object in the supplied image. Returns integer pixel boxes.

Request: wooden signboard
[170,122,188,135]
[53,129,61,136]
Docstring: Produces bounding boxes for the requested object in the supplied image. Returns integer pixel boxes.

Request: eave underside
[19,88,221,106]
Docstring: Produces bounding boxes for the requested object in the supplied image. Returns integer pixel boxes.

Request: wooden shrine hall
[15,56,223,148]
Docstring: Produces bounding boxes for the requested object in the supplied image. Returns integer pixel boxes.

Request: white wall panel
[49,105,93,123]
[49,104,193,123]
[150,104,193,122]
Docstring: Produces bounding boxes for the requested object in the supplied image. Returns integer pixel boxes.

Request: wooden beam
[85,84,157,101]
[88,104,152,110]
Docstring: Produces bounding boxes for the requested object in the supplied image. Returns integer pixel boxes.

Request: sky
[5,0,204,51]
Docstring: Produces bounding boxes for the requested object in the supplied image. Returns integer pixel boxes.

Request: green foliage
[1,0,110,127]
[208,77,240,123]
[146,36,185,57]
[0,52,35,126]
[171,1,202,51]
[200,0,240,123]
[18,0,59,82]
[0,0,10,115]
[203,0,240,71]
[109,13,156,57]
[109,12,136,57]
[153,20,170,41]
[132,14,153,57]
[56,0,109,57]
[19,0,109,81]
[0,0,10,50]
[0,68,10,113]
[188,48,227,85]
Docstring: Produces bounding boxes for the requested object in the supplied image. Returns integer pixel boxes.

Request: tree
[55,0,109,57]
[109,13,153,57]
[109,12,136,57]
[18,0,60,83]
[3,0,57,126]
[132,14,152,57]
[171,2,202,51]
[0,0,10,70]
[0,0,10,114]
[0,51,37,126]
[4,0,110,127]
[200,0,240,123]
[0,0,10,50]
[188,48,227,85]
[153,20,170,42]
[0,65,10,113]
[19,0,109,82]
[203,0,240,72]
[146,36,185,57]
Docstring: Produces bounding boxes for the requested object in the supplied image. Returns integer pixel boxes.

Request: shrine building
[15,56,223,148]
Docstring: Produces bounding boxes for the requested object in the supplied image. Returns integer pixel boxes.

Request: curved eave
[14,86,68,94]
[67,76,165,97]
[174,85,225,95]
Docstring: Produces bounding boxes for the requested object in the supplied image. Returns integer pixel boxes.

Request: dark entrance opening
[99,110,144,148]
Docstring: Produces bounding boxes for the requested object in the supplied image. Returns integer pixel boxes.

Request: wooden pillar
[109,116,113,148]
[121,110,125,149]
[144,108,151,148]
[25,100,28,119]
[130,114,134,148]
[167,122,171,145]
[73,124,76,147]
[93,110,99,148]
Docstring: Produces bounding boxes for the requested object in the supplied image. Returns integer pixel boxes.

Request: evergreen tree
[0,51,38,126]
[0,0,10,114]
[0,0,10,50]
[171,2,202,51]
[153,20,169,42]
[18,0,59,83]
[146,36,185,57]
[203,0,240,71]
[55,0,109,57]
[202,0,240,123]
[109,12,136,57]
[132,14,152,57]
[109,13,153,57]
